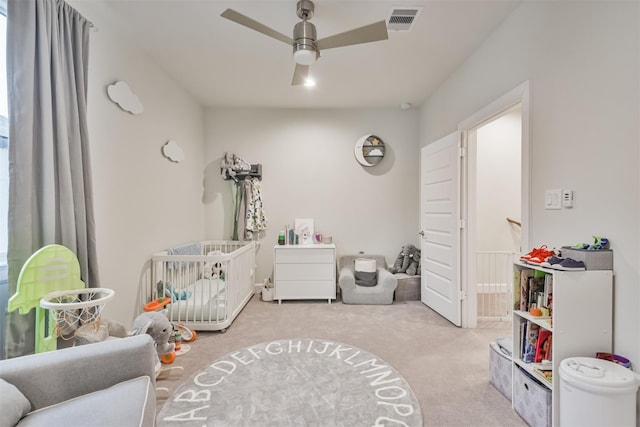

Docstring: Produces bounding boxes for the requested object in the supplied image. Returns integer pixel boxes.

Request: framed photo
[294,219,314,245]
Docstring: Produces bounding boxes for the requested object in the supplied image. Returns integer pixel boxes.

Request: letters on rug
[158,338,423,426]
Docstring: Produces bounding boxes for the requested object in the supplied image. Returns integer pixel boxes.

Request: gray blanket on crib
[167,243,202,256]
[167,243,202,269]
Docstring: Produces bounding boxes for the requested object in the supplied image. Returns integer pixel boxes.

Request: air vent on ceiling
[387,7,423,32]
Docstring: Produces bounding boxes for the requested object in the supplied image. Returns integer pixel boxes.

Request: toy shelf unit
[273,244,336,304]
[511,261,613,427]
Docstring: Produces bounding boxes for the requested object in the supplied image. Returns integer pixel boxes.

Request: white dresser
[273,244,336,304]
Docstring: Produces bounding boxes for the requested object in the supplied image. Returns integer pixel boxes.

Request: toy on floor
[7,244,111,353]
[39,287,116,349]
[130,311,176,364]
[175,323,197,345]
[140,295,197,359]
[73,317,128,345]
[132,307,196,398]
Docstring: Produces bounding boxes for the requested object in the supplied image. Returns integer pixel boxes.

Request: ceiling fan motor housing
[296,0,314,20]
[293,20,317,65]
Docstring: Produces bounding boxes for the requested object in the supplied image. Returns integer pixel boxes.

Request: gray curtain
[4,0,98,358]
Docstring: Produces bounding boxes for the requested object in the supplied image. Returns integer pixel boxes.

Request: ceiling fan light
[293,49,316,65]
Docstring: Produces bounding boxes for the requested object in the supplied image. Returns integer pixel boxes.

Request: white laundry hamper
[559,357,640,427]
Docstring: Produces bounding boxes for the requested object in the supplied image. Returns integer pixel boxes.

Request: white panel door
[420,132,462,326]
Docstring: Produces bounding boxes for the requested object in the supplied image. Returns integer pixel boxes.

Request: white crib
[476,251,516,321]
[150,240,255,331]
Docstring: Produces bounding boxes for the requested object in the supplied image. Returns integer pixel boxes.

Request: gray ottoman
[394,274,421,301]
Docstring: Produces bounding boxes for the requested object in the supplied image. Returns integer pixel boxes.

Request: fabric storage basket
[489,341,512,401]
[354,258,378,287]
[513,366,552,427]
[560,247,613,270]
[394,274,421,301]
[354,258,376,273]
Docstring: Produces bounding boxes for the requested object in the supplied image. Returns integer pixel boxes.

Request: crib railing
[148,240,255,331]
[476,251,516,321]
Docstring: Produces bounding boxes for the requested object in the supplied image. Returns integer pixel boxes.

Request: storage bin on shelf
[489,339,512,401]
[513,366,552,427]
[560,247,612,270]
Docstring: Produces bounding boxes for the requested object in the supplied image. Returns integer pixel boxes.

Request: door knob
[418,231,425,236]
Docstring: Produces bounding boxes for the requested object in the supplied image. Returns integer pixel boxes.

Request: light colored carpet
[156,295,526,426]
[158,338,422,426]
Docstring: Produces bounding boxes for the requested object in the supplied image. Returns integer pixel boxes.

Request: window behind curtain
[0,1,8,360]
[0,10,6,268]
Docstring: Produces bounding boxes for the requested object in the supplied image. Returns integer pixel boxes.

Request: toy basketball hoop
[40,288,115,340]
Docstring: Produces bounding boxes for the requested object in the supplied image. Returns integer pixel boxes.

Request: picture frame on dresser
[294,218,314,245]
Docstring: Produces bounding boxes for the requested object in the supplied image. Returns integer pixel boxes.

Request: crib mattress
[166,278,227,322]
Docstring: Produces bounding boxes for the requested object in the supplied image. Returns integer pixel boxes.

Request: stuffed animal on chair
[391,244,419,274]
[130,311,175,363]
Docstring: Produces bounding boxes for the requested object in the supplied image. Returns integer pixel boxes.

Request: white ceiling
[78,0,521,109]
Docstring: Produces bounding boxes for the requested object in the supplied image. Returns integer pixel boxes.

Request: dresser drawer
[275,281,336,299]
[276,263,334,281]
[275,248,334,264]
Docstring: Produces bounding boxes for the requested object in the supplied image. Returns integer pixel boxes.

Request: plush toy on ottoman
[391,244,422,301]
[391,244,421,275]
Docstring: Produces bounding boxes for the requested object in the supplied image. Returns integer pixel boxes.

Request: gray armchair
[0,335,157,427]
[338,254,398,304]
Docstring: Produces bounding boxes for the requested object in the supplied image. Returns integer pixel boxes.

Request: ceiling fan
[221,0,389,86]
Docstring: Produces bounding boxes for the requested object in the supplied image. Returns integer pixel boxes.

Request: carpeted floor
[156,295,526,426]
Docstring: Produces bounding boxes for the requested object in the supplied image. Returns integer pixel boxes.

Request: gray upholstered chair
[338,254,398,304]
[0,335,157,427]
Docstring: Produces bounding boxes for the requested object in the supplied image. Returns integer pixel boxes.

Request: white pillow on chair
[0,378,31,427]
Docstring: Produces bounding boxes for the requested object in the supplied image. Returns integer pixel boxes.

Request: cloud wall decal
[162,140,184,163]
[107,81,144,115]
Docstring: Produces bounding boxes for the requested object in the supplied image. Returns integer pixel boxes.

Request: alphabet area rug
[157,338,423,426]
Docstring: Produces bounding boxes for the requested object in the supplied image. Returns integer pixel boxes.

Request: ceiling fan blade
[221,9,293,46]
[316,20,388,51]
[291,64,309,86]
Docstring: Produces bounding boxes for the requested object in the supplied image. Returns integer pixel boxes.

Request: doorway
[420,82,530,328]
[470,105,522,322]
[460,81,530,328]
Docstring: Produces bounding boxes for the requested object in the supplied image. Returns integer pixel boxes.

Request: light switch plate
[562,189,574,208]
[545,189,562,210]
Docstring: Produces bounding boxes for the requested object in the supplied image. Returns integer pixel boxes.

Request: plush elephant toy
[130,311,175,360]
[406,248,421,276]
[391,244,420,275]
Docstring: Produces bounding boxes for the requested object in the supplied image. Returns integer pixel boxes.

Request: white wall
[420,0,640,372]
[69,2,206,326]
[204,108,420,282]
